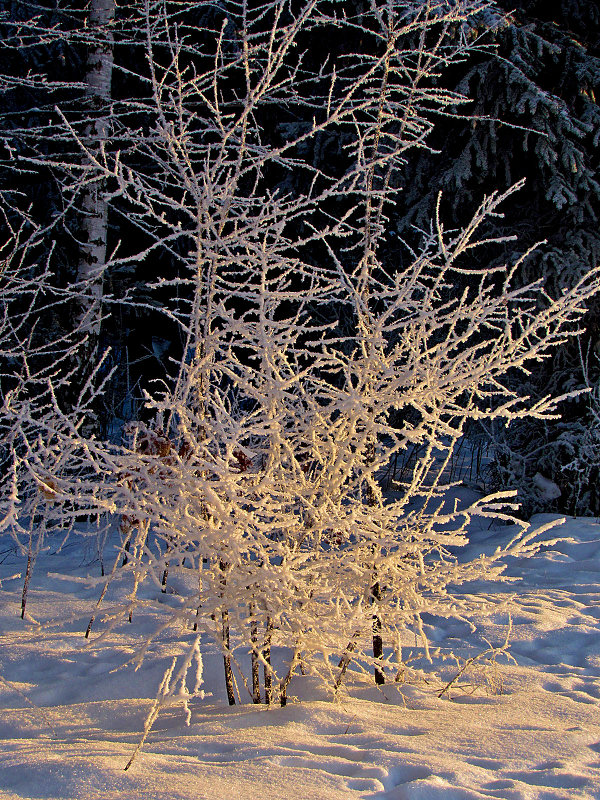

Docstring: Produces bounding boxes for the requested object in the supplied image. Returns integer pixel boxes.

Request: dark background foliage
[1,0,599,514]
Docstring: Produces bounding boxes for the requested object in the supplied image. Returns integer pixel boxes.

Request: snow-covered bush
[6,0,599,710]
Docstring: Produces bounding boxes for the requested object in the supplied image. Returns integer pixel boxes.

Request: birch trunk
[77,0,114,338]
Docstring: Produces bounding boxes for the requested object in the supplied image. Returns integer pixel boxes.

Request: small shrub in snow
[4,0,598,719]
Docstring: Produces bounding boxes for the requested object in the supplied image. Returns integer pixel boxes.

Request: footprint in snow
[502,768,591,791]
[382,763,432,788]
[542,678,600,704]
[464,756,503,770]
[266,752,388,793]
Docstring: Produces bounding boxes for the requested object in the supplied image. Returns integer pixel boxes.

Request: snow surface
[1,511,600,800]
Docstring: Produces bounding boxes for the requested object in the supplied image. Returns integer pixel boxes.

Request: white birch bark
[77,0,115,337]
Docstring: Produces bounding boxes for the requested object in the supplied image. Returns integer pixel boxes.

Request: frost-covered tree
[6,0,599,717]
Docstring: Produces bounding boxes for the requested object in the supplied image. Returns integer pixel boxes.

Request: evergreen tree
[391,0,600,515]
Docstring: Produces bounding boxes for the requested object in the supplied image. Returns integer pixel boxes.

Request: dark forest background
[1,0,599,518]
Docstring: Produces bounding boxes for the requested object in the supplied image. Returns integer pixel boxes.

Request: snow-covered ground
[1,511,600,800]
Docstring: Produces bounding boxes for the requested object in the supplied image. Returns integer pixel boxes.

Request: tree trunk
[250,604,261,703]
[335,634,359,692]
[222,608,236,705]
[219,562,235,705]
[263,616,274,705]
[77,0,115,339]
[372,580,385,685]
[279,647,301,707]
[21,530,36,619]
[366,439,385,686]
